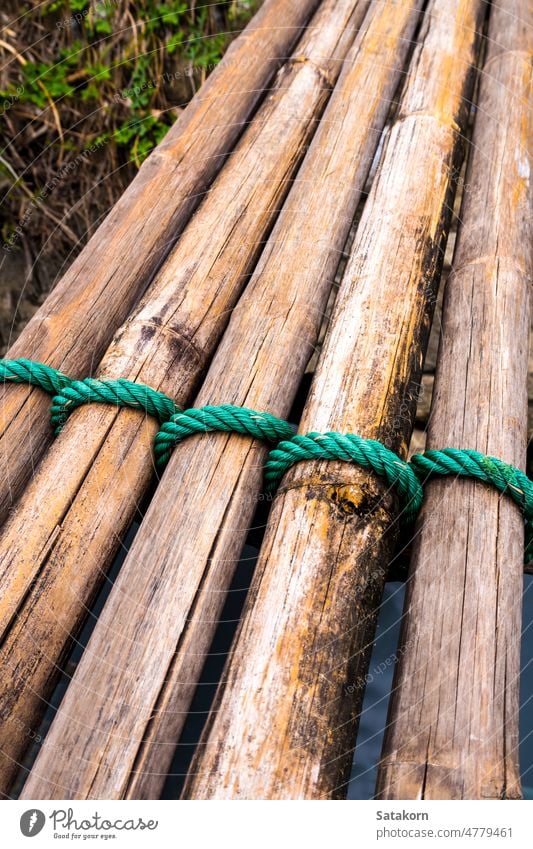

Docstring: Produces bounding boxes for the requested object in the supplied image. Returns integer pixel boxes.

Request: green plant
[0,0,260,270]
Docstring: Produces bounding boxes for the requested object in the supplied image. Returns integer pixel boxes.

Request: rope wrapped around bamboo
[0,0,323,522]
[3,356,532,558]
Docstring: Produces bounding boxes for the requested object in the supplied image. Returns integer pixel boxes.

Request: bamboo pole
[18,0,423,801]
[177,0,486,800]
[0,0,322,522]
[377,0,532,800]
[0,0,369,796]
[22,0,487,802]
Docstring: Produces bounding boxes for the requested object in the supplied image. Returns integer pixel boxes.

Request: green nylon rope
[0,358,71,395]
[0,360,294,457]
[1,357,531,559]
[0,359,178,434]
[411,448,533,557]
[155,406,295,466]
[265,432,424,524]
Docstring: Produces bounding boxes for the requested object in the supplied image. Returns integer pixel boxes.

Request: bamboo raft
[0,0,531,800]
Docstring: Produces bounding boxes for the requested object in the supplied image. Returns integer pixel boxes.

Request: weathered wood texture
[18,0,423,801]
[377,0,532,800]
[0,0,368,797]
[179,0,487,800]
[0,0,321,521]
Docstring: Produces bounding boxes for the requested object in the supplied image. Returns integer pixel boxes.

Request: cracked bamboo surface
[377,0,532,800]
[178,0,487,800]
[0,0,322,522]
[19,0,423,801]
[0,0,368,797]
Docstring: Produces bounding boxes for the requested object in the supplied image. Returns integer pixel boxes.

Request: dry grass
[0,1,259,282]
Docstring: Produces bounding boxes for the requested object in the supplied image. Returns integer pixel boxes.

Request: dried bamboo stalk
[0,0,322,521]
[0,0,368,796]
[177,0,487,800]
[377,0,532,800]
[18,0,423,801]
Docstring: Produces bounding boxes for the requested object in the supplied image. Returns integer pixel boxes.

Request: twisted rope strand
[0,358,71,395]
[265,432,424,524]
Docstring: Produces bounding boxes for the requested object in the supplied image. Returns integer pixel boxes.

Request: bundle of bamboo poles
[179,0,488,800]
[0,0,322,521]
[0,0,530,803]
[0,0,371,796]
[19,0,422,800]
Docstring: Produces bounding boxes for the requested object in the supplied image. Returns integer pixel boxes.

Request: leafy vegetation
[0,1,259,275]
